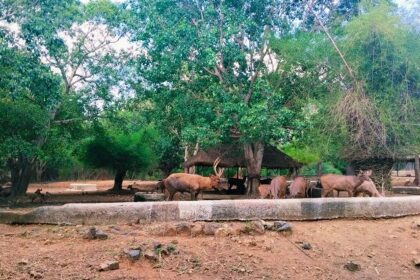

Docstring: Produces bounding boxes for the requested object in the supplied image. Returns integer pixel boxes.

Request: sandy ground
[0,216,419,280]
[27,180,158,194]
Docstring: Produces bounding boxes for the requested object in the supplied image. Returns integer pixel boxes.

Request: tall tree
[128,0,345,195]
[80,125,158,192]
[0,0,131,197]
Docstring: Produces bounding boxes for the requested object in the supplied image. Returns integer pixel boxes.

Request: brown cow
[354,179,382,197]
[269,176,288,199]
[258,184,271,199]
[289,177,308,198]
[163,158,225,200]
[320,170,372,197]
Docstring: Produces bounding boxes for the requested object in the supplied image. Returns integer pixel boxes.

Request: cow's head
[358,169,372,181]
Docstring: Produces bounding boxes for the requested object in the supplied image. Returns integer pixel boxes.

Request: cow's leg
[190,191,196,201]
[322,188,332,197]
[168,191,176,201]
[347,190,354,197]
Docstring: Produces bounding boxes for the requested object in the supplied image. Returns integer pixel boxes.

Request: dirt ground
[0,216,419,280]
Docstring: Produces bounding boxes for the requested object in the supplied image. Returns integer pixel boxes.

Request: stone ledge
[393,187,420,195]
[1,196,420,225]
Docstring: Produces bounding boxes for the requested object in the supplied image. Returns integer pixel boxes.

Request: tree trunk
[8,158,33,198]
[112,170,126,192]
[316,161,322,177]
[244,142,264,197]
[414,155,420,186]
[35,160,46,182]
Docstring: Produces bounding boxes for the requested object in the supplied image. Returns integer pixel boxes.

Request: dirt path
[0,216,419,280]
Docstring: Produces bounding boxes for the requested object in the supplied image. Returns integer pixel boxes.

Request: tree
[127,0,347,195]
[297,1,420,187]
[80,126,158,192]
[0,42,62,196]
[0,0,131,197]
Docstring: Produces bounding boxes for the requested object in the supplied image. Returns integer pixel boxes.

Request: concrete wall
[1,196,420,225]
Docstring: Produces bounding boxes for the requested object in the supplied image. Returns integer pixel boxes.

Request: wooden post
[414,155,420,186]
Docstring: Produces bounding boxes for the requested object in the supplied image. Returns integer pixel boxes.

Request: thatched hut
[183,144,302,171]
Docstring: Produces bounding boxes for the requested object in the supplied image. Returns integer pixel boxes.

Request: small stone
[260,220,274,230]
[250,221,265,234]
[144,250,158,262]
[411,222,420,230]
[203,223,223,235]
[215,227,232,237]
[248,240,257,247]
[413,257,420,267]
[175,222,191,235]
[29,270,43,279]
[191,223,204,237]
[94,230,108,240]
[344,261,361,272]
[18,259,29,266]
[98,260,119,271]
[171,239,179,245]
[273,221,292,232]
[301,242,312,250]
[125,249,141,261]
[84,227,97,240]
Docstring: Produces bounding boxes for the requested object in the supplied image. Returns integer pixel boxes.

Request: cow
[320,170,372,197]
[289,177,308,198]
[268,176,288,199]
[162,158,226,201]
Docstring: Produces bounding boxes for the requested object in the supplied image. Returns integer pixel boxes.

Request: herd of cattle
[159,159,382,200]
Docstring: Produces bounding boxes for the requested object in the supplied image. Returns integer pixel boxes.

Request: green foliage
[299,162,343,176]
[80,126,158,174]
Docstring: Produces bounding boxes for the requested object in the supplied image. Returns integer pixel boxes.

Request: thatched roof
[183,144,302,169]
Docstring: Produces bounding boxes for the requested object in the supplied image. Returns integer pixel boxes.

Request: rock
[411,221,420,230]
[248,240,257,247]
[413,257,420,268]
[98,260,119,271]
[125,249,141,261]
[162,224,177,236]
[18,259,29,266]
[260,220,274,230]
[134,192,165,202]
[191,223,204,237]
[83,227,97,240]
[203,222,223,235]
[144,250,158,262]
[215,227,232,237]
[175,222,191,235]
[273,221,292,232]
[29,270,43,279]
[83,227,108,240]
[344,261,361,272]
[94,230,108,240]
[301,242,312,250]
[250,220,265,234]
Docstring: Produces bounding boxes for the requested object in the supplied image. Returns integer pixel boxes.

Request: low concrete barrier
[393,187,420,195]
[1,196,420,225]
